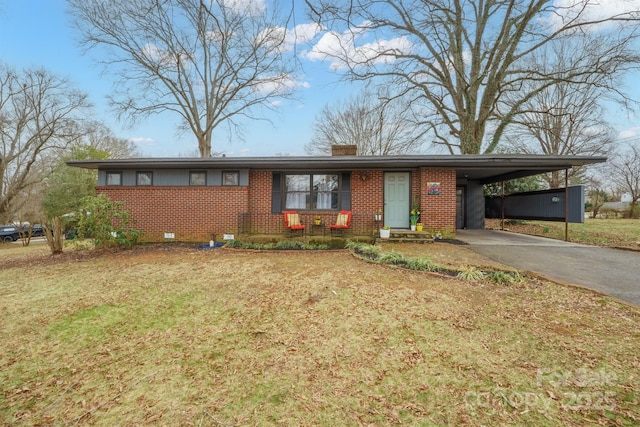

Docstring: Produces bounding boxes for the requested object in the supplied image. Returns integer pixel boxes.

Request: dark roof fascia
[67,154,606,184]
[67,154,606,172]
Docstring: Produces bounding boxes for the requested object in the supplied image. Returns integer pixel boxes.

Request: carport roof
[68,154,606,184]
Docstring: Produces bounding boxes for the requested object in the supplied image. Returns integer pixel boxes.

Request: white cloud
[254,74,310,95]
[304,23,412,70]
[547,0,640,31]
[619,126,640,140]
[289,22,325,45]
[220,0,266,15]
[129,137,155,146]
[256,22,324,53]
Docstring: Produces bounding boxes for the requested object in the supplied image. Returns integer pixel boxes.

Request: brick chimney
[331,144,358,156]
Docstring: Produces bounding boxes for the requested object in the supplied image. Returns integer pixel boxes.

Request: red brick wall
[352,170,384,231]
[98,167,457,241]
[98,186,248,242]
[418,168,457,232]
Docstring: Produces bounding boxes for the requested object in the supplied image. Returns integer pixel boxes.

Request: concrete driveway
[456,229,640,307]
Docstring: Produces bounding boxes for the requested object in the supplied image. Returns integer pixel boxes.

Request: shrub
[44,217,64,255]
[274,240,305,250]
[404,257,440,272]
[77,194,142,249]
[378,251,406,266]
[345,241,380,256]
[456,267,485,282]
[487,271,524,285]
[225,240,329,250]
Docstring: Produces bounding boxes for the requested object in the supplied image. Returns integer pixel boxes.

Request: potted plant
[314,215,322,225]
[410,198,420,231]
[379,225,391,239]
[416,223,423,232]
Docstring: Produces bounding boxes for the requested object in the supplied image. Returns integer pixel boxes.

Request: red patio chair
[283,210,305,235]
[329,210,352,236]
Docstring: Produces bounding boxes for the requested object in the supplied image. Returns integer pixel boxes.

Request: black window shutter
[341,172,351,210]
[272,173,282,213]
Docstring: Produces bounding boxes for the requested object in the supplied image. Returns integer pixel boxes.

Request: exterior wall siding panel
[97,169,249,186]
[98,167,458,242]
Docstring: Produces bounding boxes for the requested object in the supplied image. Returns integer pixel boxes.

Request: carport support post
[500,180,505,231]
[564,168,569,242]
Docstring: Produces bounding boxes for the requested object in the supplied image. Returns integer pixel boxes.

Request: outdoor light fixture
[360,172,368,180]
[551,196,560,203]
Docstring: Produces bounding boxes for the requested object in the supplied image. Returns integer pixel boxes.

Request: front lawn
[1,243,638,425]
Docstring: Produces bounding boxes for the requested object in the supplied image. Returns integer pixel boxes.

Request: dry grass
[486,218,640,250]
[1,243,639,426]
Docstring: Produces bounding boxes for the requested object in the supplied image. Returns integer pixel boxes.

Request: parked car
[0,225,20,242]
[25,224,47,238]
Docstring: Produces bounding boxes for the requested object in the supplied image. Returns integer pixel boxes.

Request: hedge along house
[68,147,605,242]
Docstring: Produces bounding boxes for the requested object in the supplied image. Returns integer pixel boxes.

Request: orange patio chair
[329,210,352,236]
[283,210,305,236]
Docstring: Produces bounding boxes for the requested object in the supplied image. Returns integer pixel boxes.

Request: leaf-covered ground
[1,242,638,426]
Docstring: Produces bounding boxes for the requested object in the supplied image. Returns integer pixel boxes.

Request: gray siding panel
[123,170,136,186]
[466,181,485,229]
[153,169,189,186]
[485,185,585,223]
[97,168,250,187]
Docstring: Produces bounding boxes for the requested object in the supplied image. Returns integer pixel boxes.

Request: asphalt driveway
[456,229,640,306]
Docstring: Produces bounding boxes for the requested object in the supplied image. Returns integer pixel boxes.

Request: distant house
[599,201,631,218]
[68,147,605,242]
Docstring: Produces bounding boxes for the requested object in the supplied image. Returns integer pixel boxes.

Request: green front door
[384,172,410,228]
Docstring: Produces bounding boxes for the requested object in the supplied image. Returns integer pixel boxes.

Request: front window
[106,171,122,186]
[284,174,339,210]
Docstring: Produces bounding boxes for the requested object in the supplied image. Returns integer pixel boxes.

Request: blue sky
[0,0,356,157]
[1,0,639,158]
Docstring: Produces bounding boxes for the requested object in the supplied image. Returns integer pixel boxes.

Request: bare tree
[305,90,426,155]
[82,122,140,159]
[305,0,640,154]
[503,37,618,187]
[42,123,139,220]
[69,0,301,158]
[0,64,90,224]
[610,142,640,218]
[584,172,608,218]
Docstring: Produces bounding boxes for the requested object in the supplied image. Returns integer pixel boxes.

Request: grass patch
[0,244,639,425]
[487,218,640,249]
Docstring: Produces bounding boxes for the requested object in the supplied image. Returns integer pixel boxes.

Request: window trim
[189,170,207,186]
[106,171,123,186]
[222,170,240,186]
[136,171,153,186]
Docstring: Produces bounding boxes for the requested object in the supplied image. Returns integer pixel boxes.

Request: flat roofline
[67,154,607,184]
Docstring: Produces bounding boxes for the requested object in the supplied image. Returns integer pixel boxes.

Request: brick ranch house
[68,147,604,242]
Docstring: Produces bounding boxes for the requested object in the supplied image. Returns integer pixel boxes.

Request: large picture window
[284,174,339,210]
